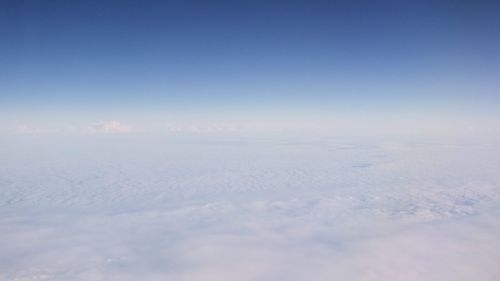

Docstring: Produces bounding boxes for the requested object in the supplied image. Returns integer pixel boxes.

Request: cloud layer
[0,138,500,280]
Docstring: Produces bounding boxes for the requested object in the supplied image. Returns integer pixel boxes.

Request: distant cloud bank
[11,121,133,134]
[5,116,500,140]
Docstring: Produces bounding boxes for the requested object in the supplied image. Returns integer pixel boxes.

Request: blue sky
[1,0,499,135]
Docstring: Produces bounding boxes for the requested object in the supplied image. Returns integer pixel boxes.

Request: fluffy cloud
[1,139,500,280]
[90,120,132,133]
[14,124,40,134]
[164,122,241,133]
[11,122,132,134]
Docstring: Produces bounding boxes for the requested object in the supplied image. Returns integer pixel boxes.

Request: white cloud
[14,124,40,134]
[164,122,241,133]
[1,135,500,280]
[90,120,132,133]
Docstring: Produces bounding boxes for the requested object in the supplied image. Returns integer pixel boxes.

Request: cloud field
[0,135,499,280]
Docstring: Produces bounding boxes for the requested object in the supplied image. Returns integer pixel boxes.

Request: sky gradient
[1,0,499,136]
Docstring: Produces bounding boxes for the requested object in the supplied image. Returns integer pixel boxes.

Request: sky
[1,0,499,136]
[2,3,500,279]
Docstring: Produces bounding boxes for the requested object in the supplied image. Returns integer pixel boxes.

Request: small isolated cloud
[15,124,41,134]
[165,122,242,133]
[90,120,132,133]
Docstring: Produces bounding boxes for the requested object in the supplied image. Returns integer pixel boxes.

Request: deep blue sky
[1,0,499,127]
